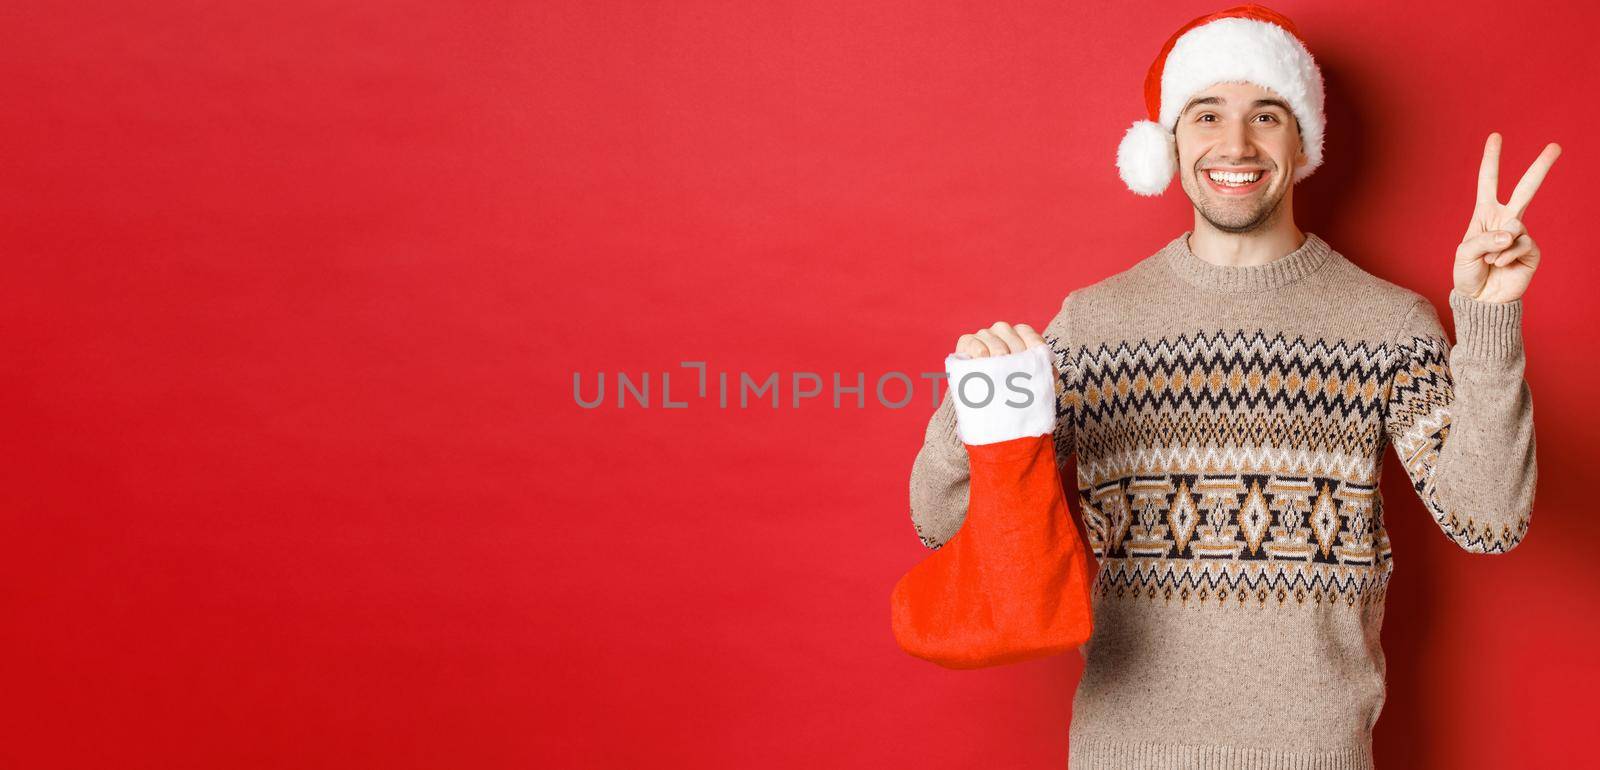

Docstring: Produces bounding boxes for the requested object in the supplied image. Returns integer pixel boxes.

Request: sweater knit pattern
[907,231,1536,768]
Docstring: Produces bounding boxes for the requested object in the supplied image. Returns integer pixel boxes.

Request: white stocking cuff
[943,344,1057,446]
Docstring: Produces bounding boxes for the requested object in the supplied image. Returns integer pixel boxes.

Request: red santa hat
[1116,4,1325,196]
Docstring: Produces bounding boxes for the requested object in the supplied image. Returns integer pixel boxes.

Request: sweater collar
[1162,231,1333,294]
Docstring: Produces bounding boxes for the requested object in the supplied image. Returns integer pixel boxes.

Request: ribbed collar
[1161,231,1334,294]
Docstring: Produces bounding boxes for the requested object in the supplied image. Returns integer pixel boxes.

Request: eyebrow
[1182,95,1292,115]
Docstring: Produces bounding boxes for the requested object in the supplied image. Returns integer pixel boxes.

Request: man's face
[1173,81,1308,233]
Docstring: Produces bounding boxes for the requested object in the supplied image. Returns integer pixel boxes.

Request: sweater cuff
[944,344,1057,445]
[1448,288,1524,359]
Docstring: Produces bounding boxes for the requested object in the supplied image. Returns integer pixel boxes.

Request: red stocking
[891,432,1095,669]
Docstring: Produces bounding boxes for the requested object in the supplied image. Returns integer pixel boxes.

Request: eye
[1197,113,1217,123]
[1254,114,1279,124]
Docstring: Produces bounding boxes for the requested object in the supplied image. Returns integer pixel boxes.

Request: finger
[1507,142,1562,217]
[1477,132,1502,204]
[1465,219,1526,246]
[988,321,1027,354]
[1457,230,1515,264]
[974,329,1007,357]
[956,333,986,358]
[1493,234,1537,267]
[1014,323,1047,350]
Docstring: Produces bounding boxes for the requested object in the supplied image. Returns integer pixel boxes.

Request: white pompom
[1116,120,1177,196]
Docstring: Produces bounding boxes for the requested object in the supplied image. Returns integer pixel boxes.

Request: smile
[1202,168,1269,195]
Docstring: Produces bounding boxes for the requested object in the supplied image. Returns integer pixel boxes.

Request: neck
[1187,195,1305,266]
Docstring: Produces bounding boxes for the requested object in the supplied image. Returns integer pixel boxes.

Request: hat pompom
[1116,120,1177,196]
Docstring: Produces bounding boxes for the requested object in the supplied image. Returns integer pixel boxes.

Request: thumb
[1456,230,1515,264]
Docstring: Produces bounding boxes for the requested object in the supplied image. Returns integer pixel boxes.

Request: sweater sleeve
[908,293,1081,549]
[1381,289,1536,553]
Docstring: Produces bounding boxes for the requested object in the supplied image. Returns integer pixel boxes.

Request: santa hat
[1116,4,1325,196]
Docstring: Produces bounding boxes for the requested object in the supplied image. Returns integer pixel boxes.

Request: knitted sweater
[908,231,1536,769]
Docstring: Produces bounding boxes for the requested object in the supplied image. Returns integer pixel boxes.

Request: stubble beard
[1181,165,1288,234]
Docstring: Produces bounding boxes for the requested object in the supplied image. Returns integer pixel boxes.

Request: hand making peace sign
[1455,132,1562,304]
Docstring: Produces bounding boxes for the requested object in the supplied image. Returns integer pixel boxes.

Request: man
[906,4,1557,768]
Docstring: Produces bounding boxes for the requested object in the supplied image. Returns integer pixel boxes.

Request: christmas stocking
[891,343,1096,669]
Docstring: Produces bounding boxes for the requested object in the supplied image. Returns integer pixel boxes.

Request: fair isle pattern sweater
[908,231,1536,769]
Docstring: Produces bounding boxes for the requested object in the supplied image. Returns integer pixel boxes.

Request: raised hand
[1455,132,1561,303]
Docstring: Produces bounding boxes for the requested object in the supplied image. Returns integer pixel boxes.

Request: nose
[1218,119,1258,163]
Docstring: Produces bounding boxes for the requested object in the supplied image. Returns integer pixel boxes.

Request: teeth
[1207,170,1262,186]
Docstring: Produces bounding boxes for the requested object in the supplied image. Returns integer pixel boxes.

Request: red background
[5,1,1598,768]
